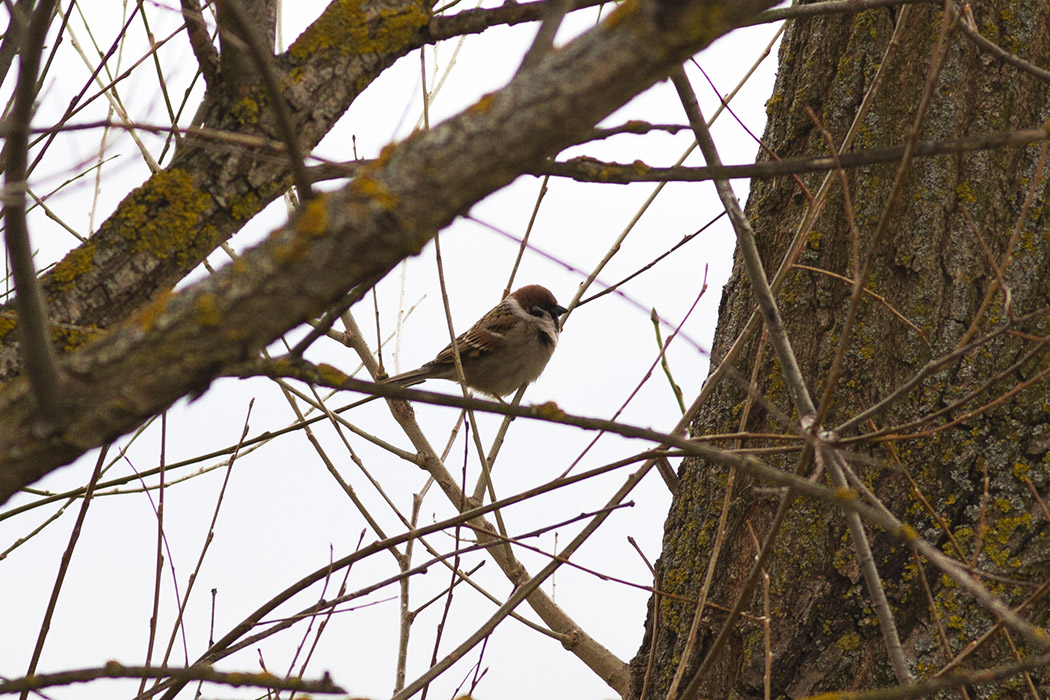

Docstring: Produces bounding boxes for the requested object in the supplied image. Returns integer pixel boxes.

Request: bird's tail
[381,367,431,389]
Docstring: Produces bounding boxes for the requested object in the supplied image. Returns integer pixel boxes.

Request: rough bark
[632,2,1050,698]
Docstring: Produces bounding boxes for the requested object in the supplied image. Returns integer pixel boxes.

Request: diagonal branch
[0,0,938,386]
[341,312,629,694]
[0,0,782,495]
[0,0,434,381]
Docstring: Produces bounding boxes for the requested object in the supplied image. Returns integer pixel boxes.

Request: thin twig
[505,175,549,296]
[651,308,686,414]
[791,264,931,346]
[1,663,342,696]
[577,216,721,307]
[18,445,108,700]
[630,536,660,700]
[138,413,168,695]
[155,403,254,673]
[538,124,1050,184]
[742,0,937,26]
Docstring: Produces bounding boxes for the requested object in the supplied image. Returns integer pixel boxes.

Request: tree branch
[3,0,63,427]
[0,663,342,696]
[179,0,220,88]
[0,0,781,501]
[0,0,433,380]
[215,0,313,198]
[534,125,1050,183]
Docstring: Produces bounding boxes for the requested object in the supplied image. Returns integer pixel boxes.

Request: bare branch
[0,663,343,696]
[214,0,314,198]
[3,0,63,427]
[534,125,1050,183]
[180,0,220,87]
[215,0,277,92]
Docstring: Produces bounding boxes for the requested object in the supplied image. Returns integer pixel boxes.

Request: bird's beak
[551,305,568,329]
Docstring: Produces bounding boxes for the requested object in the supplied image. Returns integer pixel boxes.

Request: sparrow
[385,285,568,397]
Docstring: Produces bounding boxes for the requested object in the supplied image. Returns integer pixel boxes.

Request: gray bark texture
[631,3,1050,698]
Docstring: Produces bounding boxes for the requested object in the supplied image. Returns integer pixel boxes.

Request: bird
[384,284,568,397]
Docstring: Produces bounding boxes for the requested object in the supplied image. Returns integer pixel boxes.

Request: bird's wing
[430,311,515,365]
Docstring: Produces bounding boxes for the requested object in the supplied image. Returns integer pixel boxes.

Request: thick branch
[0,0,937,385]
[215,0,277,92]
[0,0,433,380]
[0,0,781,498]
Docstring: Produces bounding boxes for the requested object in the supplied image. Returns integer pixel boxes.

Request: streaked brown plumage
[386,285,567,397]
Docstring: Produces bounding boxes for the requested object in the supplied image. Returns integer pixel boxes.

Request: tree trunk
[632,3,1050,697]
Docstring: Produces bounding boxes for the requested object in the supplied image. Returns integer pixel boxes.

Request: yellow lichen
[0,313,17,340]
[194,294,222,327]
[532,401,565,420]
[137,290,173,331]
[836,630,861,651]
[350,172,398,209]
[807,229,822,250]
[230,192,262,221]
[833,486,857,501]
[113,169,213,264]
[316,362,349,386]
[272,243,302,265]
[52,325,101,352]
[602,0,638,30]
[289,0,429,60]
[467,93,495,114]
[51,243,96,290]
[296,196,330,237]
[897,524,919,542]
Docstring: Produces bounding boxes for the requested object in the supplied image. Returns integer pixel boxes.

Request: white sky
[0,2,783,699]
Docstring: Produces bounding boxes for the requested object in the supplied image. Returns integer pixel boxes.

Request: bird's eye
[529,308,545,317]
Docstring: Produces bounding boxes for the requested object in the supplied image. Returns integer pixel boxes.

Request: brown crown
[510,284,560,311]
